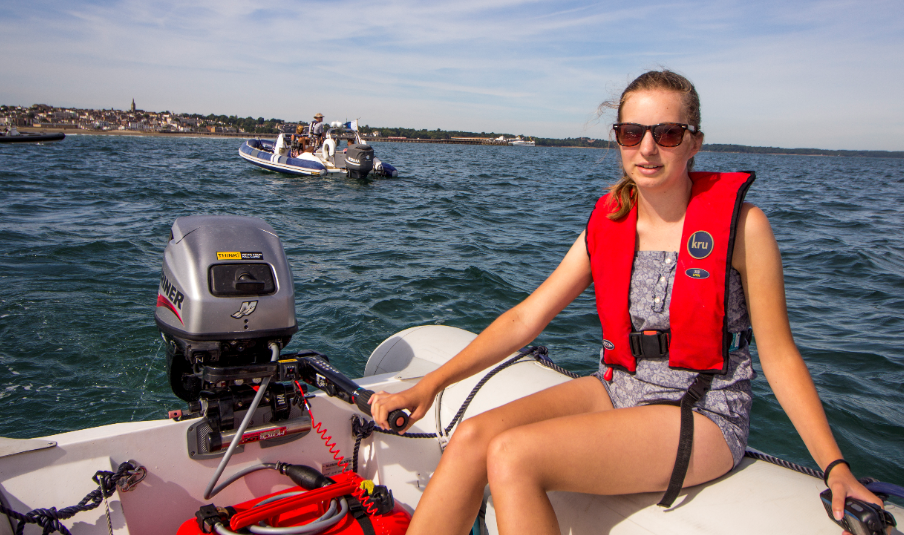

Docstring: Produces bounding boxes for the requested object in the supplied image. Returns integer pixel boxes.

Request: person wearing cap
[310,113,325,149]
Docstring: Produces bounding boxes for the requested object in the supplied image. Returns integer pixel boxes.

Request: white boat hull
[1,325,900,534]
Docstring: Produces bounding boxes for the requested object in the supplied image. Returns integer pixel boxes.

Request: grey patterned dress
[592,250,755,466]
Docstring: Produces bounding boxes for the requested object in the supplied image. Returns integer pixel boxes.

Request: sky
[1,0,902,151]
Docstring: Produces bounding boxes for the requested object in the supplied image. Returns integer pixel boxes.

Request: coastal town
[0,100,551,146]
[0,100,288,135]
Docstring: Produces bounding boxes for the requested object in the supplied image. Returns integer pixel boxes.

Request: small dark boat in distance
[0,127,66,143]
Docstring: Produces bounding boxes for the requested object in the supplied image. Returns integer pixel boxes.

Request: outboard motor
[156,215,310,458]
[345,143,374,179]
[156,215,408,460]
[156,215,297,401]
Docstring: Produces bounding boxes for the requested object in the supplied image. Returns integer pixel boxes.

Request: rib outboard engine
[345,143,374,179]
[156,215,310,458]
[156,215,298,401]
[156,215,408,459]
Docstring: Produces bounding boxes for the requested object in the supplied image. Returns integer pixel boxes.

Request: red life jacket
[586,171,755,374]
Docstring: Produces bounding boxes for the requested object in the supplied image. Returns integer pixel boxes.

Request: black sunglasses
[612,123,698,147]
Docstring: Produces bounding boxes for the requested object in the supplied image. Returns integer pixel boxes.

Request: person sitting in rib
[368,69,885,535]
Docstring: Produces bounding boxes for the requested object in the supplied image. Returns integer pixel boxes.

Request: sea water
[0,135,901,488]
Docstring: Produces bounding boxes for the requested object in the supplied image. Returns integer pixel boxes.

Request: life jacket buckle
[629,330,670,358]
[685,373,714,403]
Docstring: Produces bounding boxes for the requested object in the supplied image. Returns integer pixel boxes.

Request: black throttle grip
[354,389,375,415]
[355,389,410,433]
[386,409,410,433]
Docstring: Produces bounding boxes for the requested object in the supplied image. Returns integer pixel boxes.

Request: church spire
[131,99,136,112]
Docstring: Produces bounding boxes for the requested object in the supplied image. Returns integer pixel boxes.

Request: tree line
[363,125,612,148]
[183,114,291,134]
[701,144,903,159]
[197,114,904,157]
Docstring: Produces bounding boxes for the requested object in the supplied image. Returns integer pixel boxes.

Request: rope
[349,346,583,470]
[0,461,143,535]
[443,346,553,434]
[742,449,904,503]
[743,449,825,480]
[351,417,375,474]
[742,449,895,492]
[534,354,581,380]
[349,416,436,473]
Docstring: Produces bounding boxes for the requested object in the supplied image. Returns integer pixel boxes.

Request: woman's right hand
[368,380,438,434]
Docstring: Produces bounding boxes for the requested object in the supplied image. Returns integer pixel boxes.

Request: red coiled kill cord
[301,386,381,515]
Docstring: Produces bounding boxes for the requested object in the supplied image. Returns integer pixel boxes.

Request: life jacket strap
[657,373,715,508]
[629,328,752,359]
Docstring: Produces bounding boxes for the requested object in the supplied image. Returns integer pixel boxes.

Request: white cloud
[1,0,902,149]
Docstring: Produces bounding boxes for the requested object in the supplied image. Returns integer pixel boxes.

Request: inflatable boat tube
[373,157,399,178]
[362,325,901,535]
[239,139,327,176]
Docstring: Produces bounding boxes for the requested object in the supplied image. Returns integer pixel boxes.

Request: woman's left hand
[826,463,891,535]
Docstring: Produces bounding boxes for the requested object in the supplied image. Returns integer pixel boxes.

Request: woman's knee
[444,415,495,461]
[486,428,536,487]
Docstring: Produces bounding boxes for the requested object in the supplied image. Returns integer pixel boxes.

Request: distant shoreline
[18,127,903,158]
[19,126,263,140]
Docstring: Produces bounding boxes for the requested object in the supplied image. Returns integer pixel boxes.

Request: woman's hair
[600,70,703,220]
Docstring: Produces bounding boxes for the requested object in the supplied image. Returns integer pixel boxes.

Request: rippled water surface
[1,135,901,487]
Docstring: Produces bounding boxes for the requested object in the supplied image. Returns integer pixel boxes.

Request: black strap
[657,373,714,508]
[346,496,376,535]
[822,459,850,487]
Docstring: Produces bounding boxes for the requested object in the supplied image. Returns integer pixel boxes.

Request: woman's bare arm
[734,204,882,521]
[369,231,593,430]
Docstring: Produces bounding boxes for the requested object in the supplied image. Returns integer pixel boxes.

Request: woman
[291,124,308,157]
[369,70,882,535]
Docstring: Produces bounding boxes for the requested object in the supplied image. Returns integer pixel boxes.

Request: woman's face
[617,89,701,192]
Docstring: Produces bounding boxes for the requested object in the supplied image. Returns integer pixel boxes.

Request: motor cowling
[345,144,374,179]
[156,215,298,401]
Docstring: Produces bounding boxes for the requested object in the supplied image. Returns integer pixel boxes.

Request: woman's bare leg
[404,377,613,535]
[487,404,735,535]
